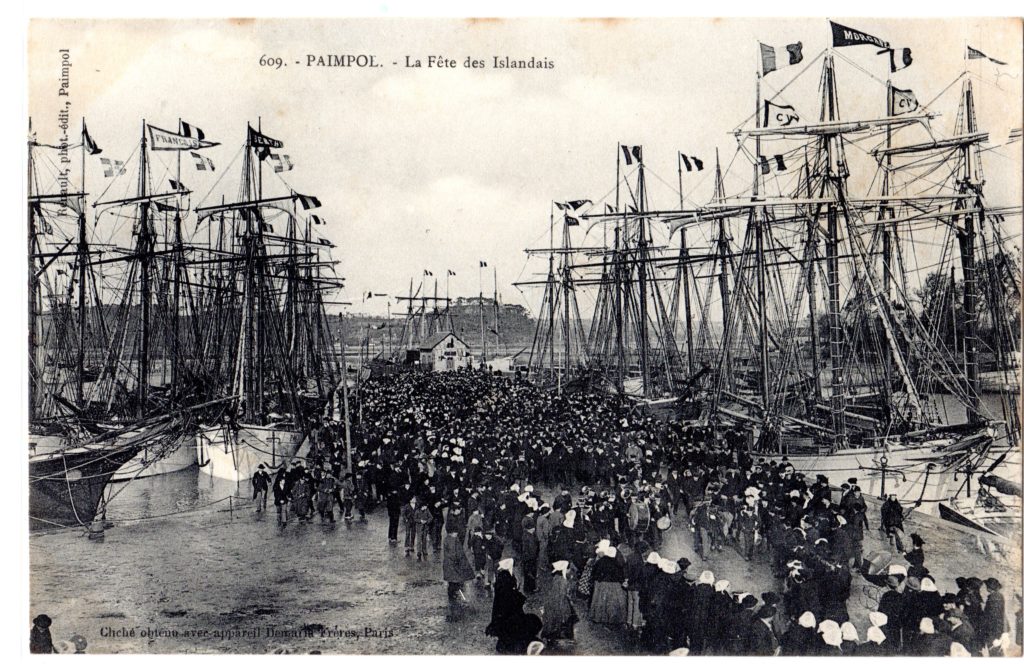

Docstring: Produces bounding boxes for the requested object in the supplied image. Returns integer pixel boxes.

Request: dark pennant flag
[967,46,1007,65]
[82,121,102,155]
[248,126,283,149]
[830,21,890,49]
[565,216,580,226]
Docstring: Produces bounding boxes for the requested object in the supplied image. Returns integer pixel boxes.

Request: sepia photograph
[22,14,1024,656]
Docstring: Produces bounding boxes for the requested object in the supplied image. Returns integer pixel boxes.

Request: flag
[760,42,804,75]
[82,121,102,155]
[100,158,125,177]
[764,101,800,128]
[1008,128,1022,144]
[880,47,913,73]
[248,126,283,149]
[364,291,373,301]
[605,203,614,214]
[567,199,591,210]
[679,153,704,172]
[758,155,788,174]
[169,179,185,191]
[830,21,890,49]
[967,46,1007,65]
[565,216,580,226]
[627,205,638,214]
[268,153,294,172]
[256,146,272,161]
[154,201,177,212]
[424,270,433,276]
[891,87,919,115]
[260,222,273,233]
[310,214,325,225]
[447,269,456,276]
[620,145,643,165]
[190,152,215,172]
[295,193,321,210]
[179,120,205,141]
[317,238,331,246]
[148,124,217,151]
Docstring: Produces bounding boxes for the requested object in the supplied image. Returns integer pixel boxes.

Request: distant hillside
[332,299,536,351]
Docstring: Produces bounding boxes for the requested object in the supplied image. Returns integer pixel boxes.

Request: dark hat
[740,595,759,609]
[33,614,51,628]
[911,533,924,547]
[985,578,1002,591]
[847,477,858,485]
[755,605,777,619]
[258,464,266,469]
[762,591,781,606]
[677,557,692,570]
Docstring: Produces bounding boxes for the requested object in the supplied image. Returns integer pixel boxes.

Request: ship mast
[674,152,695,375]
[137,120,153,417]
[955,78,982,423]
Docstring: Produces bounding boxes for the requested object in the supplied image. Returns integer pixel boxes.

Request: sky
[26,17,1023,318]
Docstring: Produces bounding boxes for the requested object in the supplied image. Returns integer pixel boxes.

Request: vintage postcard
[25,16,1022,656]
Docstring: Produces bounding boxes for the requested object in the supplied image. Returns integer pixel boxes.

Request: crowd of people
[260,368,1019,656]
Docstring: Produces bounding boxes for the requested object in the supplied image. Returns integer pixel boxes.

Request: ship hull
[110,430,196,482]
[196,424,304,482]
[29,440,140,531]
[759,441,959,517]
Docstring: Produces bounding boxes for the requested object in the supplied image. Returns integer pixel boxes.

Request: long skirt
[590,580,627,625]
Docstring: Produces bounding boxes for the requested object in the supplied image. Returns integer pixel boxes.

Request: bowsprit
[306,54,379,67]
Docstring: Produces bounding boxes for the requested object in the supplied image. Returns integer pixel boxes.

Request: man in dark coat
[251,464,271,513]
[878,576,905,650]
[745,605,779,656]
[520,519,540,594]
[981,577,1007,650]
[386,488,403,545]
[272,467,290,525]
[30,614,56,654]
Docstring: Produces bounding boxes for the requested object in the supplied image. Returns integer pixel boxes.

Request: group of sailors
[268,368,1017,656]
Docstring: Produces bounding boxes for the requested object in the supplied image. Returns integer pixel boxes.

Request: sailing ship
[27,121,200,529]
[192,123,343,482]
[519,26,1021,536]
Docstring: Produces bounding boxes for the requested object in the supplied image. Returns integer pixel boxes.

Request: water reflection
[104,466,246,522]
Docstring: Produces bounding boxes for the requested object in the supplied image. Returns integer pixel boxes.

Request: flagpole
[479,262,485,367]
[76,119,88,405]
[493,266,499,357]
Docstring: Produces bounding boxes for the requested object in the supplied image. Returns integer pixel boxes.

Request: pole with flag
[479,260,487,366]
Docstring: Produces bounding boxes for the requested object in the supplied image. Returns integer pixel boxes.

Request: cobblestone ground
[29,468,1021,654]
